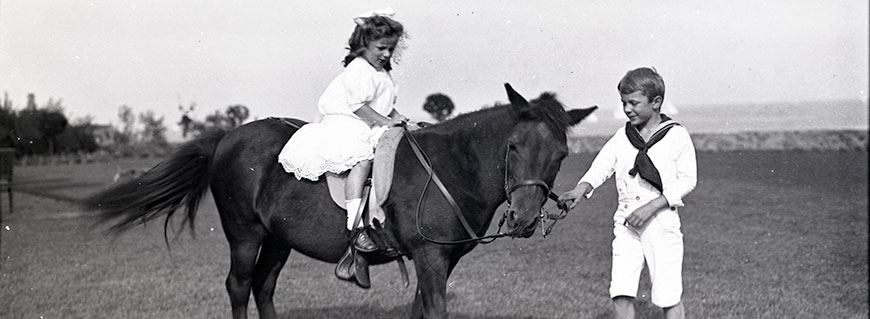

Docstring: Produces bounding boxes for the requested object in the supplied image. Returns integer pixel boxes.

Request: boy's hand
[558,183,591,211]
[557,190,581,210]
[624,206,656,229]
[624,196,668,229]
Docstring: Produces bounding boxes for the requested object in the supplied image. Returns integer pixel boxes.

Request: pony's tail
[82,130,227,243]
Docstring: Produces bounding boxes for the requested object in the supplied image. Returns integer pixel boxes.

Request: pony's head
[501,83,596,238]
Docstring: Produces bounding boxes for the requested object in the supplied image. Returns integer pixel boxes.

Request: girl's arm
[354,104,392,127]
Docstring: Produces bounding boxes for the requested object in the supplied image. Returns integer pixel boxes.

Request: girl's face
[620,90,661,128]
[362,36,399,71]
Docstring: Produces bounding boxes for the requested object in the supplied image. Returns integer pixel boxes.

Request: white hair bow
[353,7,395,26]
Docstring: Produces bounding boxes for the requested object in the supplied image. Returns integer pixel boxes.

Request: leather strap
[403,125,484,243]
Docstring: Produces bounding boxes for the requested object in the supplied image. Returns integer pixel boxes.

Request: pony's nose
[507,209,517,226]
[506,208,523,229]
[505,207,538,238]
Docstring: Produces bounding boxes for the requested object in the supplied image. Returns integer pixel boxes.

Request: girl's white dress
[278,58,398,181]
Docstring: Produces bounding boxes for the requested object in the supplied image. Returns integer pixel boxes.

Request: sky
[1,1,868,137]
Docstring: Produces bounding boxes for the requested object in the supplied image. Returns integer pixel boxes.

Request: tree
[13,94,68,155]
[16,94,44,154]
[204,110,229,130]
[180,104,252,138]
[41,110,68,155]
[0,93,16,147]
[139,110,169,149]
[423,93,455,122]
[225,104,249,128]
[55,116,99,154]
[115,105,136,146]
[25,93,36,110]
[40,97,68,155]
[14,110,44,152]
[178,103,196,138]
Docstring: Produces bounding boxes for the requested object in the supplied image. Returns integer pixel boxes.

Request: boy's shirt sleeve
[578,132,618,198]
[661,127,697,207]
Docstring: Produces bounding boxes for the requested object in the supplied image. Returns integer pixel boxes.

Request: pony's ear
[504,83,528,108]
[567,106,598,125]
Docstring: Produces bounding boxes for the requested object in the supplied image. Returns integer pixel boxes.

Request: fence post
[0,147,14,262]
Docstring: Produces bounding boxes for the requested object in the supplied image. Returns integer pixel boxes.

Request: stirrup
[335,247,355,281]
[334,246,371,289]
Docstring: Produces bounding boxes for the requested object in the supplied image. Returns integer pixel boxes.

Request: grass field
[0,150,867,319]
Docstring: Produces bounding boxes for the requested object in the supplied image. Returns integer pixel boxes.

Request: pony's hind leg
[225,232,265,319]
[251,235,291,319]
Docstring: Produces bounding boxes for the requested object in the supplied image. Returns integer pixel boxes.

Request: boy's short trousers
[610,202,684,308]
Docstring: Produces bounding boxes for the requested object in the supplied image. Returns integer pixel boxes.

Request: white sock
[345,198,362,230]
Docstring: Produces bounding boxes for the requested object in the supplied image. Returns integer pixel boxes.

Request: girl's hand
[387,114,409,127]
[387,118,406,127]
[392,113,409,123]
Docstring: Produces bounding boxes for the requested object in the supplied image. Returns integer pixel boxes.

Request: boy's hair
[343,15,405,71]
[617,67,665,102]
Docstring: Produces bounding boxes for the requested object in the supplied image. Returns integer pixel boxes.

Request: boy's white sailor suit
[578,118,697,308]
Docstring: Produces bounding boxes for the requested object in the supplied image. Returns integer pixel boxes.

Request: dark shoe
[353,228,378,253]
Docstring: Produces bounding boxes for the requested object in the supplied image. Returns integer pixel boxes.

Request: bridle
[403,124,569,245]
[503,143,570,239]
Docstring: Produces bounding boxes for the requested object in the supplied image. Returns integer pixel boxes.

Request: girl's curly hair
[342,15,407,71]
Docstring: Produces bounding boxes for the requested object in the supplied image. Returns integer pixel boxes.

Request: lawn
[0,150,867,318]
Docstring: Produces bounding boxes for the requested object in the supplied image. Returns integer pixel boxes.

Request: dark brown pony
[83,84,596,319]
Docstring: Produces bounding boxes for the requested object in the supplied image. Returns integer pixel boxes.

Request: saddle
[329,125,416,289]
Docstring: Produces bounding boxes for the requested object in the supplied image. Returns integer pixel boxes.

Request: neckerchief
[625,114,678,193]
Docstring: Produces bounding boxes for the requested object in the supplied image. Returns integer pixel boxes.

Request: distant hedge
[569,129,868,153]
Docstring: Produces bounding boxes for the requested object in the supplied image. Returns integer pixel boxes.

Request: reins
[402,123,569,245]
[403,124,504,244]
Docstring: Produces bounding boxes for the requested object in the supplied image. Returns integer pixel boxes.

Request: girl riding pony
[279,8,409,258]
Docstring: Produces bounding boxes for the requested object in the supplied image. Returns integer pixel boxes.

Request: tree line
[0,92,249,160]
[0,91,455,162]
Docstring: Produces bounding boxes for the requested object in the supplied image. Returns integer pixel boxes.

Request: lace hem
[280,153,375,181]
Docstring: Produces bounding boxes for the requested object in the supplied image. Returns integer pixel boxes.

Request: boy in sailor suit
[559,67,697,319]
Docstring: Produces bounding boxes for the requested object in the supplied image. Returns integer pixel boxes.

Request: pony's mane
[433,92,571,135]
[521,92,573,133]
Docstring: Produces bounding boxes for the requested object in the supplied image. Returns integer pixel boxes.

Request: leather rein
[402,124,569,245]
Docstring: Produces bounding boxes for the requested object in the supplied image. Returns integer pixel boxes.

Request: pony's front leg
[411,266,447,319]
[410,250,457,319]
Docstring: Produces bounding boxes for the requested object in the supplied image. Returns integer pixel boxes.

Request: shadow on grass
[278,303,550,319]
[10,177,72,185]
[586,299,670,319]
[13,179,106,203]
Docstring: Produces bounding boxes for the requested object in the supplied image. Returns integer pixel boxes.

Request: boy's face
[620,90,661,128]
